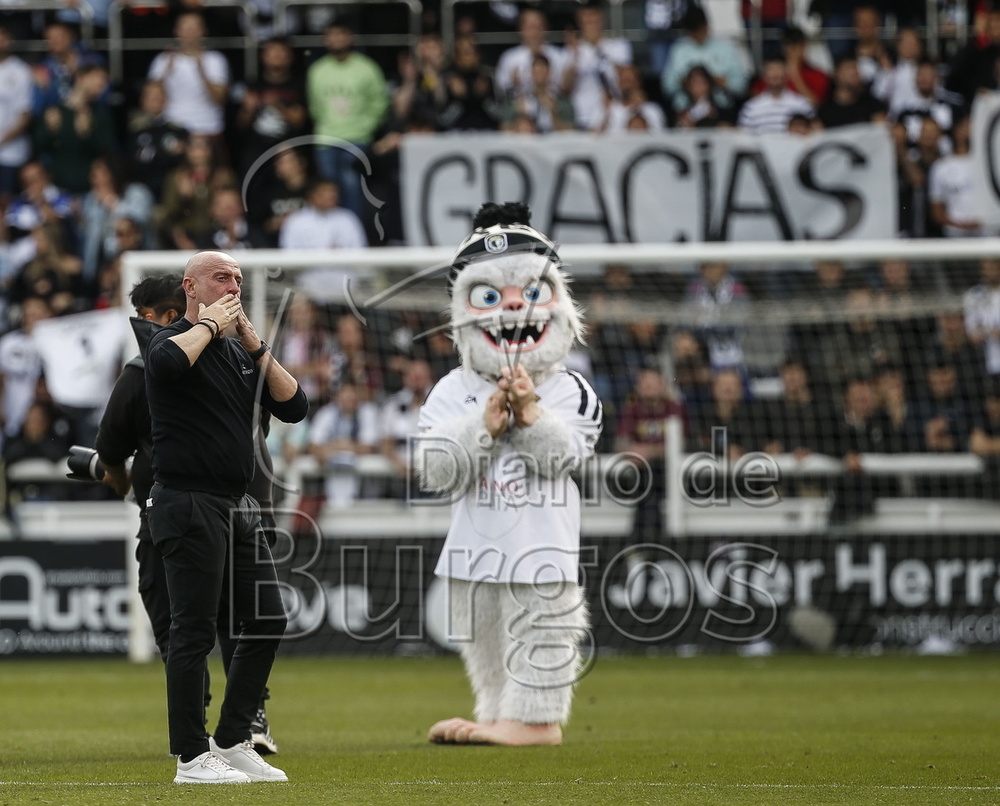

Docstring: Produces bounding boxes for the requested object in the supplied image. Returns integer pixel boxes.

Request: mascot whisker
[415,202,603,746]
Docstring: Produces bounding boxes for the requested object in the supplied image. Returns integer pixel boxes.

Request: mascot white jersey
[416,202,602,746]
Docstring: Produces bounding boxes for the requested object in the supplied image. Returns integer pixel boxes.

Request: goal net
[120,239,1000,658]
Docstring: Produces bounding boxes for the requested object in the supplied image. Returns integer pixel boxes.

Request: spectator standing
[80,155,155,288]
[851,5,892,90]
[816,56,887,128]
[669,330,712,407]
[933,309,987,406]
[198,187,256,251]
[34,65,116,195]
[969,378,1000,498]
[645,0,696,77]
[156,134,237,250]
[279,179,367,303]
[762,357,836,457]
[599,64,666,132]
[494,8,566,103]
[307,21,389,218]
[738,57,814,133]
[31,22,105,116]
[661,7,748,116]
[911,352,974,453]
[148,12,230,138]
[392,33,449,128]
[272,295,334,405]
[5,161,74,242]
[688,368,753,459]
[441,36,500,131]
[812,286,902,399]
[380,358,433,497]
[328,314,382,400]
[894,60,964,153]
[0,296,50,445]
[875,259,936,380]
[946,7,1000,105]
[308,381,380,507]
[4,399,71,465]
[895,117,944,238]
[92,217,147,311]
[128,81,189,200]
[561,2,633,131]
[235,37,308,173]
[929,115,980,238]
[747,27,829,107]
[682,262,749,371]
[248,148,309,248]
[615,367,684,540]
[9,222,81,312]
[877,28,924,116]
[875,365,920,454]
[500,54,575,133]
[826,376,889,522]
[278,179,366,251]
[964,258,1000,378]
[0,24,34,200]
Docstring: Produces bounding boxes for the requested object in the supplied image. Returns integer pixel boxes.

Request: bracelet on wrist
[199,317,220,336]
[193,321,216,338]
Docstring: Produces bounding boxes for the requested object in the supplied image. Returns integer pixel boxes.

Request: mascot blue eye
[522,283,553,305]
[469,284,502,309]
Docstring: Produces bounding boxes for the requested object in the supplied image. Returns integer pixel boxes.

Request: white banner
[972,94,1000,228]
[33,308,125,408]
[401,125,897,247]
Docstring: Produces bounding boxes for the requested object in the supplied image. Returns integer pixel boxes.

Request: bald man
[145,252,308,784]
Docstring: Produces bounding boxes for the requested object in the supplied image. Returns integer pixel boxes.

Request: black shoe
[250,707,279,755]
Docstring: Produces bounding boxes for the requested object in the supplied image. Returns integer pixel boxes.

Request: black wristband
[248,340,270,361]
[193,321,216,338]
[198,318,220,337]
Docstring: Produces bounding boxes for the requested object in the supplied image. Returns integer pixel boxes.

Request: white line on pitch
[2,781,999,791]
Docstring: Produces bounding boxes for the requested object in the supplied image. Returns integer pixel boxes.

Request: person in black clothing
[95,274,281,757]
[128,81,189,200]
[247,148,309,248]
[234,38,308,174]
[969,377,1000,499]
[762,357,837,456]
[97,276,185,677]
[827,376,894,523]
[145,251,307,784]
[816,56,887,129]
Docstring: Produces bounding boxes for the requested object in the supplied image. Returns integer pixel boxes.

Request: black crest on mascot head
[448,202,561,294]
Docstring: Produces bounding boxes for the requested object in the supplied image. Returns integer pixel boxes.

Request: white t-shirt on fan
[0,55,33,167]
[148,50,229,136]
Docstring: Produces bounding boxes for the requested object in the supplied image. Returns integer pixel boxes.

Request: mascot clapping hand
[416,202,603,746]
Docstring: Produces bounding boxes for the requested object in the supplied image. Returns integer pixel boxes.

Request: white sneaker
[173,751,252,784]
[209,737,288,782]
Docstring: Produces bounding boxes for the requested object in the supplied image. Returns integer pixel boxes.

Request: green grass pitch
[1,653,998,805]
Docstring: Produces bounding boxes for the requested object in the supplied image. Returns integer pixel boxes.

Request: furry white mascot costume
[416,202,602,746]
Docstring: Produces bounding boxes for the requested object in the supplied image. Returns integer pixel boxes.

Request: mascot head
[449,202,583,379]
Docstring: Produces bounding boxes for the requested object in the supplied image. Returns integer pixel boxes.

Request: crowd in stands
[0,1,998,519]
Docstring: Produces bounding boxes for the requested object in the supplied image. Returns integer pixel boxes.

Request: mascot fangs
[416,202,603,746]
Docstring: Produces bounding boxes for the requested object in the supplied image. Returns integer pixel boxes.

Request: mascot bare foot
[415,202,602,747]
